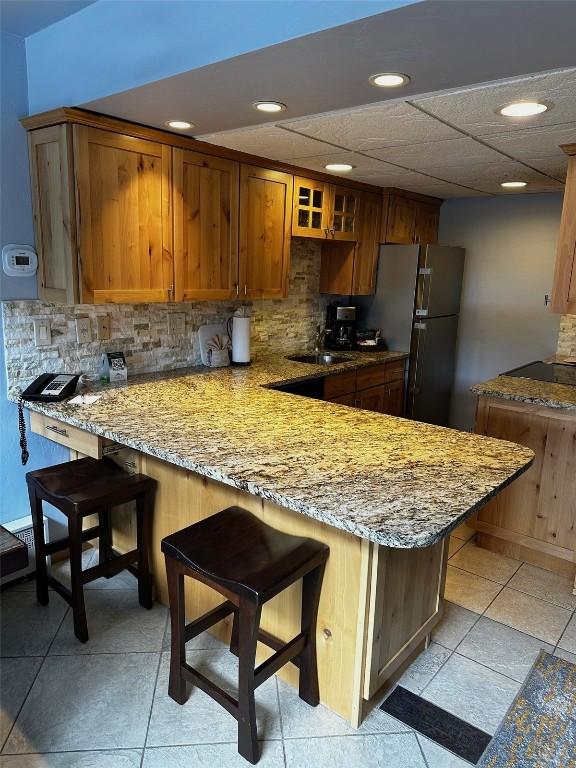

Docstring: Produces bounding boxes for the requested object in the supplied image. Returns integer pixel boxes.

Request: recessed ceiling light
[501,181,528,188]
[497,101,549,118]
[253,101,286,113]
[165,120,194,130]
[325,163,354,172]
[369,72,410,88]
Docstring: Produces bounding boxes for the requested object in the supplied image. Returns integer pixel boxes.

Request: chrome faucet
[314,324,326,353]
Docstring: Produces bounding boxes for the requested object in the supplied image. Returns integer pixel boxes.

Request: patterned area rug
[478,651,576,768]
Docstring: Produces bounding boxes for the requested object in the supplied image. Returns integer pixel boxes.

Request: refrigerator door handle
[408,322,426,416]
[416,267,433,315]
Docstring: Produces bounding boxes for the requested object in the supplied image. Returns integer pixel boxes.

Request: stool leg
[136,493,153,609]
[98,506,113,572]
[230,609,239,657]
[28,488,49,606]
[68,515,89,643]
[298,562,326,707]
[165,556,190,705]
[237,598,262,765]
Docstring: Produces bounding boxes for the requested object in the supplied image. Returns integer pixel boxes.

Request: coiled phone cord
[18,397,29,466]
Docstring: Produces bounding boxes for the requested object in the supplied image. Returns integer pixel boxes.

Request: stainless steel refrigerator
[355,244,465,426]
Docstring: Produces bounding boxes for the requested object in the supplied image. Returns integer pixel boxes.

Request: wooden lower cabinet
[472,396,576,578]
[355,384,385,413]
[382,379,404,417]
[324,361,406,416]
[328,392,356,406]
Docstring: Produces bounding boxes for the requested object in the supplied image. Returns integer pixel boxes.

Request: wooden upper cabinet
[292,176,330,238]
[352,191,382,295]
[413,202,440,245]
[28,125,78,303]
[173,148,239,301]
[384,194,440,245]
[328,186,359,241]
[74,126,173,304]
[551,148,576,314]
[239,165,293,299]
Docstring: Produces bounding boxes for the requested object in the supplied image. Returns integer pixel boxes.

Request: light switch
[96,314,111,340]
[168,312,186,335]
[75,316,91,343]
[33,318,51,347]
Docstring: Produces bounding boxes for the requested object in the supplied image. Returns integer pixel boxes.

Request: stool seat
[162,507,328,605]
[27,457,155,513]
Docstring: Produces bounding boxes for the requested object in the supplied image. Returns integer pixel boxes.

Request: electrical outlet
[75,317,91,343]
[96,314,111,341]
[168,312,185,335]
[33,318,51,347]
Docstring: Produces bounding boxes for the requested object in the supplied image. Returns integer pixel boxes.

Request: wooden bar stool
[26,457,156,643]
[161,506,329,764]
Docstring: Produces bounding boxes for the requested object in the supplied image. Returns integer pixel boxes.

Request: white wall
[440,193,563,431]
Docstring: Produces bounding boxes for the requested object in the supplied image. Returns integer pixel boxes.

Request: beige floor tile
[449,542,521,585]
[558,613,576,654]
[485,588,572,645]
[507,564,576,610]
[444,566,502,614]
[451,523,476,542]
[448,537,466,558]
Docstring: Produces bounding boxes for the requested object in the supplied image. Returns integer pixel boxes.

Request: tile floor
[1,530,575,768]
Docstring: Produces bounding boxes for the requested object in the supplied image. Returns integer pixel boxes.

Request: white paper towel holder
[227,312,251,366]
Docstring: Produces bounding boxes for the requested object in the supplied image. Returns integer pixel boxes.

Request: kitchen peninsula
[12,352,533,726]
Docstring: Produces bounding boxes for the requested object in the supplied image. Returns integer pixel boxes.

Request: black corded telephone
[18,373,80,466]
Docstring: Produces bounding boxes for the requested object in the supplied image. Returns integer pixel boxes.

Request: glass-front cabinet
[329,186,358,241]
[292,176,331,238]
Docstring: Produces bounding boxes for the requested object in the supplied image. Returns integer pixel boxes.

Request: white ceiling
[198,68,575,197]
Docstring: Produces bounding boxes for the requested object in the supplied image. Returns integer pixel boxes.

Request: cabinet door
[292,176,330,239]
[382,379,404,416]
[28,125,78,303]
[329,186,359,241]
[551,154,576,313]
[355,384,385,413]
[239,165,293,299]
[351,191,382,295]
[327,393,356,406]
[413,202,440,245]
[173,148,239,301]
[386,195,416,243]
[74,126,173,304]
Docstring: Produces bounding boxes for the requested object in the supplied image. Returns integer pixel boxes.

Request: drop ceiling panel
[196,125,337,161]
[481,122,574,179]
[365,137,510,172]
[279,102,461,151]
[438,163,565,194]
[414,68,576,136]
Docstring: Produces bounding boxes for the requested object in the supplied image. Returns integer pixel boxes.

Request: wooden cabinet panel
[355,384,385,413]
[327,393,356,406]
[328,186,359,241]
[319,241,354,294]
[414,202,440,245]
[292,176,330,239]
[386,195,417,244]
[356,364,386,391]
[551,151,576,313]
[324,370,357,399]
[473,397,576,574]
[382,379,404,417]
[352,191,382,295]
[74,126,173,304]
[384,359,406,383]
[239,165,292,299]
[28,125,78,303]
[173,148,239,301]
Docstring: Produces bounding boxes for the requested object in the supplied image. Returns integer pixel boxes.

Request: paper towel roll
[231,316,251,364]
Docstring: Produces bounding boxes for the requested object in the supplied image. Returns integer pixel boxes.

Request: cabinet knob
[244,284,247,296]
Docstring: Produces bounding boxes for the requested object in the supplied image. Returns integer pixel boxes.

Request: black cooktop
[503,361,576,386]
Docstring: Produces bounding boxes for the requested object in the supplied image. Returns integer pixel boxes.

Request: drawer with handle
[384,359,406,383]
[30,411,118,459]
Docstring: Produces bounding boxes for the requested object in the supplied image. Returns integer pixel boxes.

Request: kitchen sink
[286,353,352,366]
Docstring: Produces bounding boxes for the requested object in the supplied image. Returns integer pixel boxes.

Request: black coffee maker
[325,305,357,350]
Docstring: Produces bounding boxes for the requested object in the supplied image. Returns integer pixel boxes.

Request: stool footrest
[47,574,73,604]
[44,525,101,556]
[184,600,236,643]
[82,549,138,584]
[181,662,239,718]
[254,632,306,689]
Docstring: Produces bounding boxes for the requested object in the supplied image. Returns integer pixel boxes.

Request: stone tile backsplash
[557,315,576,357]
[2,239,332,389]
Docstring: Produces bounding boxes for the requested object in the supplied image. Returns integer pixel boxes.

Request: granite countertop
[12,351,534,549]
[471,375,576,410]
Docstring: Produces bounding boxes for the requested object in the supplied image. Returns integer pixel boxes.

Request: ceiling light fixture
[369,72,411,88]
[324,163,354,172]
[253,101,286,113]
[501,181,528,189]
[165,120,194,130]
[497,101,549,118]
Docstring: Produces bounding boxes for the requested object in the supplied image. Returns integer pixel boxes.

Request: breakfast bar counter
[13,353,533,725]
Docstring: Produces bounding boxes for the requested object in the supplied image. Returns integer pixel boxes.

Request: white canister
[230,316,251,364]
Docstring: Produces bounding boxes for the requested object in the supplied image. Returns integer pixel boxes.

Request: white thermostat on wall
[2,244,38,277]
